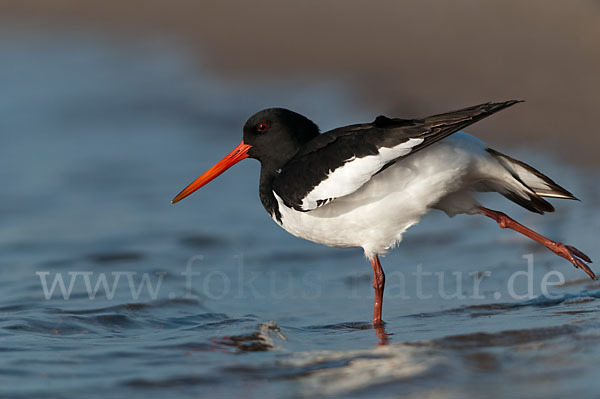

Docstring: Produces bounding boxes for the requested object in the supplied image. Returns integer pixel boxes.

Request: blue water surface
[1,29,599,399]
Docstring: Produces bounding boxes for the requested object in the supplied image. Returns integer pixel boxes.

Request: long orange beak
[171,141,252,204]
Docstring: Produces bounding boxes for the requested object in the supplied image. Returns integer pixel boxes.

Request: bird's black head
[171,108,319,204]
[243,108,319,167]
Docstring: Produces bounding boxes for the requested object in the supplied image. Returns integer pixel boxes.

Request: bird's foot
[553,242,596,280]
[478,207,596,280]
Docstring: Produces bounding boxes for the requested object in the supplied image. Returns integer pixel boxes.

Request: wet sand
[1,0,599,165]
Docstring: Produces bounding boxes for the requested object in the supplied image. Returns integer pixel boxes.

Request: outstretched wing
[272,100,522,211]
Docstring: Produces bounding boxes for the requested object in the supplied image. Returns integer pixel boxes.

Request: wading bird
[172,101,595,326]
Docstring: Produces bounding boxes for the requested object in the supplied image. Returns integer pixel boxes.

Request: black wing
[272,100,522,211]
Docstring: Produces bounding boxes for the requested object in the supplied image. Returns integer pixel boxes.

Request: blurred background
[1,2,599,398]
[2,0,600,163]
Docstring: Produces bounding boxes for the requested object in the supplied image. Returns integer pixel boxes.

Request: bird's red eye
[256,122,269,132]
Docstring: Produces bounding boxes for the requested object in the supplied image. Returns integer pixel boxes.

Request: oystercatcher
[172,101,595,326]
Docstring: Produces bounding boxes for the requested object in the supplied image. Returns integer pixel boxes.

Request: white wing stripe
[300,138,424,210]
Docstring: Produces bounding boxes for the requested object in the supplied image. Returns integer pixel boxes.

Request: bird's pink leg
[478,206,596,279]
[370,255,386,326]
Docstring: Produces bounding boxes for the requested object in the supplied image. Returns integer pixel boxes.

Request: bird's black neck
[258,165,283,223]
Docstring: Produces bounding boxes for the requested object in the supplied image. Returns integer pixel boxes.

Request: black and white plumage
[251,102,572,255]
[273,101,521,212]
[172,101,594,327]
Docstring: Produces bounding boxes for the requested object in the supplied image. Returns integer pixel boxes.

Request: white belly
[272,132,500,257]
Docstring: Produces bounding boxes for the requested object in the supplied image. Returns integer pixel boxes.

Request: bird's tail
[483,148,577,214]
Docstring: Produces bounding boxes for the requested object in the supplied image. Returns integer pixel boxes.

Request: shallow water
[1,30,599,398]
